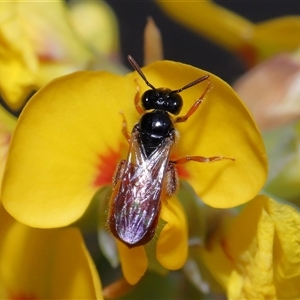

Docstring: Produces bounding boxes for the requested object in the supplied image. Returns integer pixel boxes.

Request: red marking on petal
[9,293,38,300]
[170,152,190,179]
[93,145,124,187]
[176,163,190,179]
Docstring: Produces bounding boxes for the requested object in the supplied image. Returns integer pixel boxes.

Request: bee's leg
[120,112,131,143]
[175,81,213,123]
[134,79,145,115]
[164,162,179,197]
[172,155,235,165]
[112,160,126,186]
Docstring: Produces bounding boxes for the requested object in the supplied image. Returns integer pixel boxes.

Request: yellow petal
[156,1,253,55]
[68,1,120,56]
[228,204,276,299]
[201,195,300,299]
[0,2,38,109]
[0,0,102,109]
[156,195,188,270]
[0,205,102,299]
[253,16,300,63]
[17,1,96,88]
[2,71,137,228]
[17,1,94,65]
[268,199,300,298]
[116,240,148,285]
[2,60,266,229]
[127,61,267,208]
[157,2,300,66]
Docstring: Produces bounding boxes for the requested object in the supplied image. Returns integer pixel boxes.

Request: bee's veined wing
[108,126,175,247]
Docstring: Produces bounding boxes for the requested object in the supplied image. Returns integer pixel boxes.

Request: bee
[108,55,233,248]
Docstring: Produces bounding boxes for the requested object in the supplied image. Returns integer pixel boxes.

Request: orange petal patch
[93,145,124,187]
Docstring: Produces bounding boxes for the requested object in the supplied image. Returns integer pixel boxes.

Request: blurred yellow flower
[1,60,267,284]
[157,1,300,67]
[233,49,300,201]
[0,204,102,299]
[68,0,120,58]
[201,195,300,299]
[0,0,121,111]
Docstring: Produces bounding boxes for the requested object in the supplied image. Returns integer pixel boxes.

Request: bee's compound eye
[166,93,183,115]
[141,90,158,110]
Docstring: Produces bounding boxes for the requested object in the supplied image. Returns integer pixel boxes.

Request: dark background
[108,1,300,83]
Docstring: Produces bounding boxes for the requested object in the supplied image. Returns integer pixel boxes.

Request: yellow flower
[201,195,300,299]
[0,204,102,299]
[68,0,120,58]
[157,1,300,67]
[1,60,267,284]
[0,0,121,111]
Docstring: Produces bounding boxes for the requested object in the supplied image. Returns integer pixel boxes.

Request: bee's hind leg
[172,155,235,164]
[164,162,179,198]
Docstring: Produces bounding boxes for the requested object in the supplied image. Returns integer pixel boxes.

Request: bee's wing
[108,126,174,247]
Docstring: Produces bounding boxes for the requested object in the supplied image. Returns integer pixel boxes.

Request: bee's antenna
[170,75,210,94]
[127,55,156,90]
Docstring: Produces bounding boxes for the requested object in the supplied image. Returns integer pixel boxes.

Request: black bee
[108,55,233,248]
